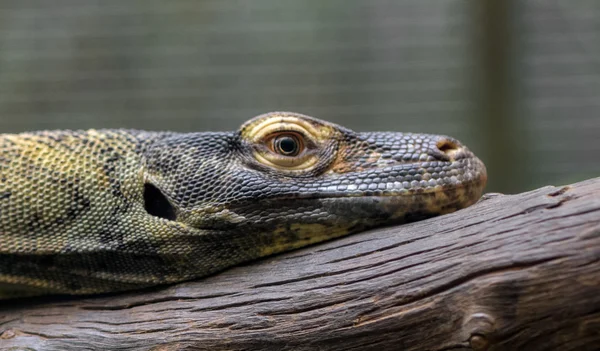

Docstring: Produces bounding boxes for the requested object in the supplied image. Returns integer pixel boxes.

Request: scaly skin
[0,112,487,298]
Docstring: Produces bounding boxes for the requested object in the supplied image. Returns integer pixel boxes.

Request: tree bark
[1,178,599,351]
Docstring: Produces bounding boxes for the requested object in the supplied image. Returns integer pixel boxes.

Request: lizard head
[143,112,487,257]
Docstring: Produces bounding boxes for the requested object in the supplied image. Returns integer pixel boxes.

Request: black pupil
[277,136,298,155]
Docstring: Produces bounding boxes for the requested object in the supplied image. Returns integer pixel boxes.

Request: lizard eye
[272,133,303,157]
[240,112,335,172]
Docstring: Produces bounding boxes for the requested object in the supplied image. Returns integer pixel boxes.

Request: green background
[0,0,598,193]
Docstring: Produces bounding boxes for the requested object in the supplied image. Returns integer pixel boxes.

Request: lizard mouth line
[224,175,486,206]
[286,163,486,201]
[284,179,483,200]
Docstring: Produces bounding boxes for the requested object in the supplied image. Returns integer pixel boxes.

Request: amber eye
[273,134,302,156]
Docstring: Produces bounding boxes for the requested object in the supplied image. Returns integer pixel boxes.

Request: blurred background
[0,0,598,193]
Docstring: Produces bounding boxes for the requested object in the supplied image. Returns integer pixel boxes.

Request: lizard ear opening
[143,183,177,221]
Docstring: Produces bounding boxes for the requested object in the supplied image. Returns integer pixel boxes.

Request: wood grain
[1,178,599,351]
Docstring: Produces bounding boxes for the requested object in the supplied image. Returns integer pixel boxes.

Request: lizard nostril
[436,138,460,156]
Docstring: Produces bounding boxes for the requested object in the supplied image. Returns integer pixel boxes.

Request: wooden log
[1,178,599,351]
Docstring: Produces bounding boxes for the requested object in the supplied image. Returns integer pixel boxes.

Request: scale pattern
[0,112,487,298]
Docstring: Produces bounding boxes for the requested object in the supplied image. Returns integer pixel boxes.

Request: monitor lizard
[0,112,487,298]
